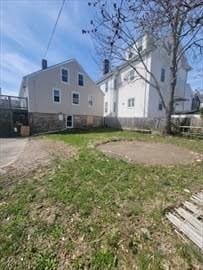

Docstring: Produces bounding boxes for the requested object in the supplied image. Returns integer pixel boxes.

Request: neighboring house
[19,58,104,133]
[97,35,192,120]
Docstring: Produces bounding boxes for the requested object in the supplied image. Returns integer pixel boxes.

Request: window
[61,68,68,83]
[113,102,116,112]
[113,78,117,90]
[137,39,143,53]
[128,98,135,107]
[128,51,133,59]
[158,101,163,111]
[88,95,93,107]
[53,89,60,103]
[129,70,135,81]
[72,92,80,105]
[105,82,108,92]
[160,68,165,82]
[66,115,73,128]
[105,102,108,113]
[78,73,84,86]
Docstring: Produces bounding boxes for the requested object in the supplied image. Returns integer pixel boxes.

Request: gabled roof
[23,58,75,79]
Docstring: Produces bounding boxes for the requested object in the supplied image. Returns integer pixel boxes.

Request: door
[66,115,73,128]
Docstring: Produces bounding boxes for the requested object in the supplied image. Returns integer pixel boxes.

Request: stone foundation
[29,112,65,134]
[29,112,104,134]
[74,115,103,128]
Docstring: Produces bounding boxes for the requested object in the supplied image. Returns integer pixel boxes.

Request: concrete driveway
[0,138,28,168]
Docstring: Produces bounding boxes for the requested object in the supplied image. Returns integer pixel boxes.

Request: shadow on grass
[50,127,122,136]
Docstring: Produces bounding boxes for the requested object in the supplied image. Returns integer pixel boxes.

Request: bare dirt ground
[0,138,76,176]
[97,140,203,166]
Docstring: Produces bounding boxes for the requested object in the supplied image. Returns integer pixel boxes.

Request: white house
[97,36,192,120]
[19,58,104,134]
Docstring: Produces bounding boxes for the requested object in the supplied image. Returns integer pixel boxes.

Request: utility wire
[43,0,66,58]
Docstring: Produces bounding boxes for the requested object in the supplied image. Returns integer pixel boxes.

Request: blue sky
[0,0,101,96]
[0,0,202,96]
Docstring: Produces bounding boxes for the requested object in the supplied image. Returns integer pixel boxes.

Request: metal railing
[0,95,28,110]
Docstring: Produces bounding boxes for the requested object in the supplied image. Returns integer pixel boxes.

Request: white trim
[78,72,84,86]
[60,67,69,84]
[72,91,80,105]
[66,115,73,128]
[52,88,61,104]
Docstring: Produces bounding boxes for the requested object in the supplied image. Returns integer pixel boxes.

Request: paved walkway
[0,138,28,168]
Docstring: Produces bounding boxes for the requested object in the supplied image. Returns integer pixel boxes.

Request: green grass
[0,128,203,269]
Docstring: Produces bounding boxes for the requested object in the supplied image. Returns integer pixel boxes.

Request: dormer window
[61,68,68,83]
[78,73,84,86]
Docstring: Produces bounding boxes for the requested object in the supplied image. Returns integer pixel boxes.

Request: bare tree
[84,0,203,134]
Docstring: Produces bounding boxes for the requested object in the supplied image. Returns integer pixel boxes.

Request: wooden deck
[166,191,203,252]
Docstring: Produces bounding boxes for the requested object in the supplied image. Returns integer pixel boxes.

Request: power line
[43,0,66,58]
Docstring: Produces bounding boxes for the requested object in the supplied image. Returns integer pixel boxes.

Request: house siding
[19,59,104,133]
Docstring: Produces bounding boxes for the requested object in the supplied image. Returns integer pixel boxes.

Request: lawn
[0,128,203,269]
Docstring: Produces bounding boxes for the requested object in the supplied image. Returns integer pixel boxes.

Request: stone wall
[104,117,166,131]
[29,112,104,134]
[74,115,104,128]
[29,112,65,134]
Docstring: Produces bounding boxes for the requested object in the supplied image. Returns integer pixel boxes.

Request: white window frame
[88,95,94,107]
[78,72,84,86]
[52,88,61,104]
[72,91,80,105]
[66,115,73,128]
[61,67,69,84]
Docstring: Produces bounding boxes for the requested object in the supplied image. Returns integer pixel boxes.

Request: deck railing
[0,95,28,110]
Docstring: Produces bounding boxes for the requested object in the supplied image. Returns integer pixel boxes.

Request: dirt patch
[97,140,203,166]
[0,138,76,176]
